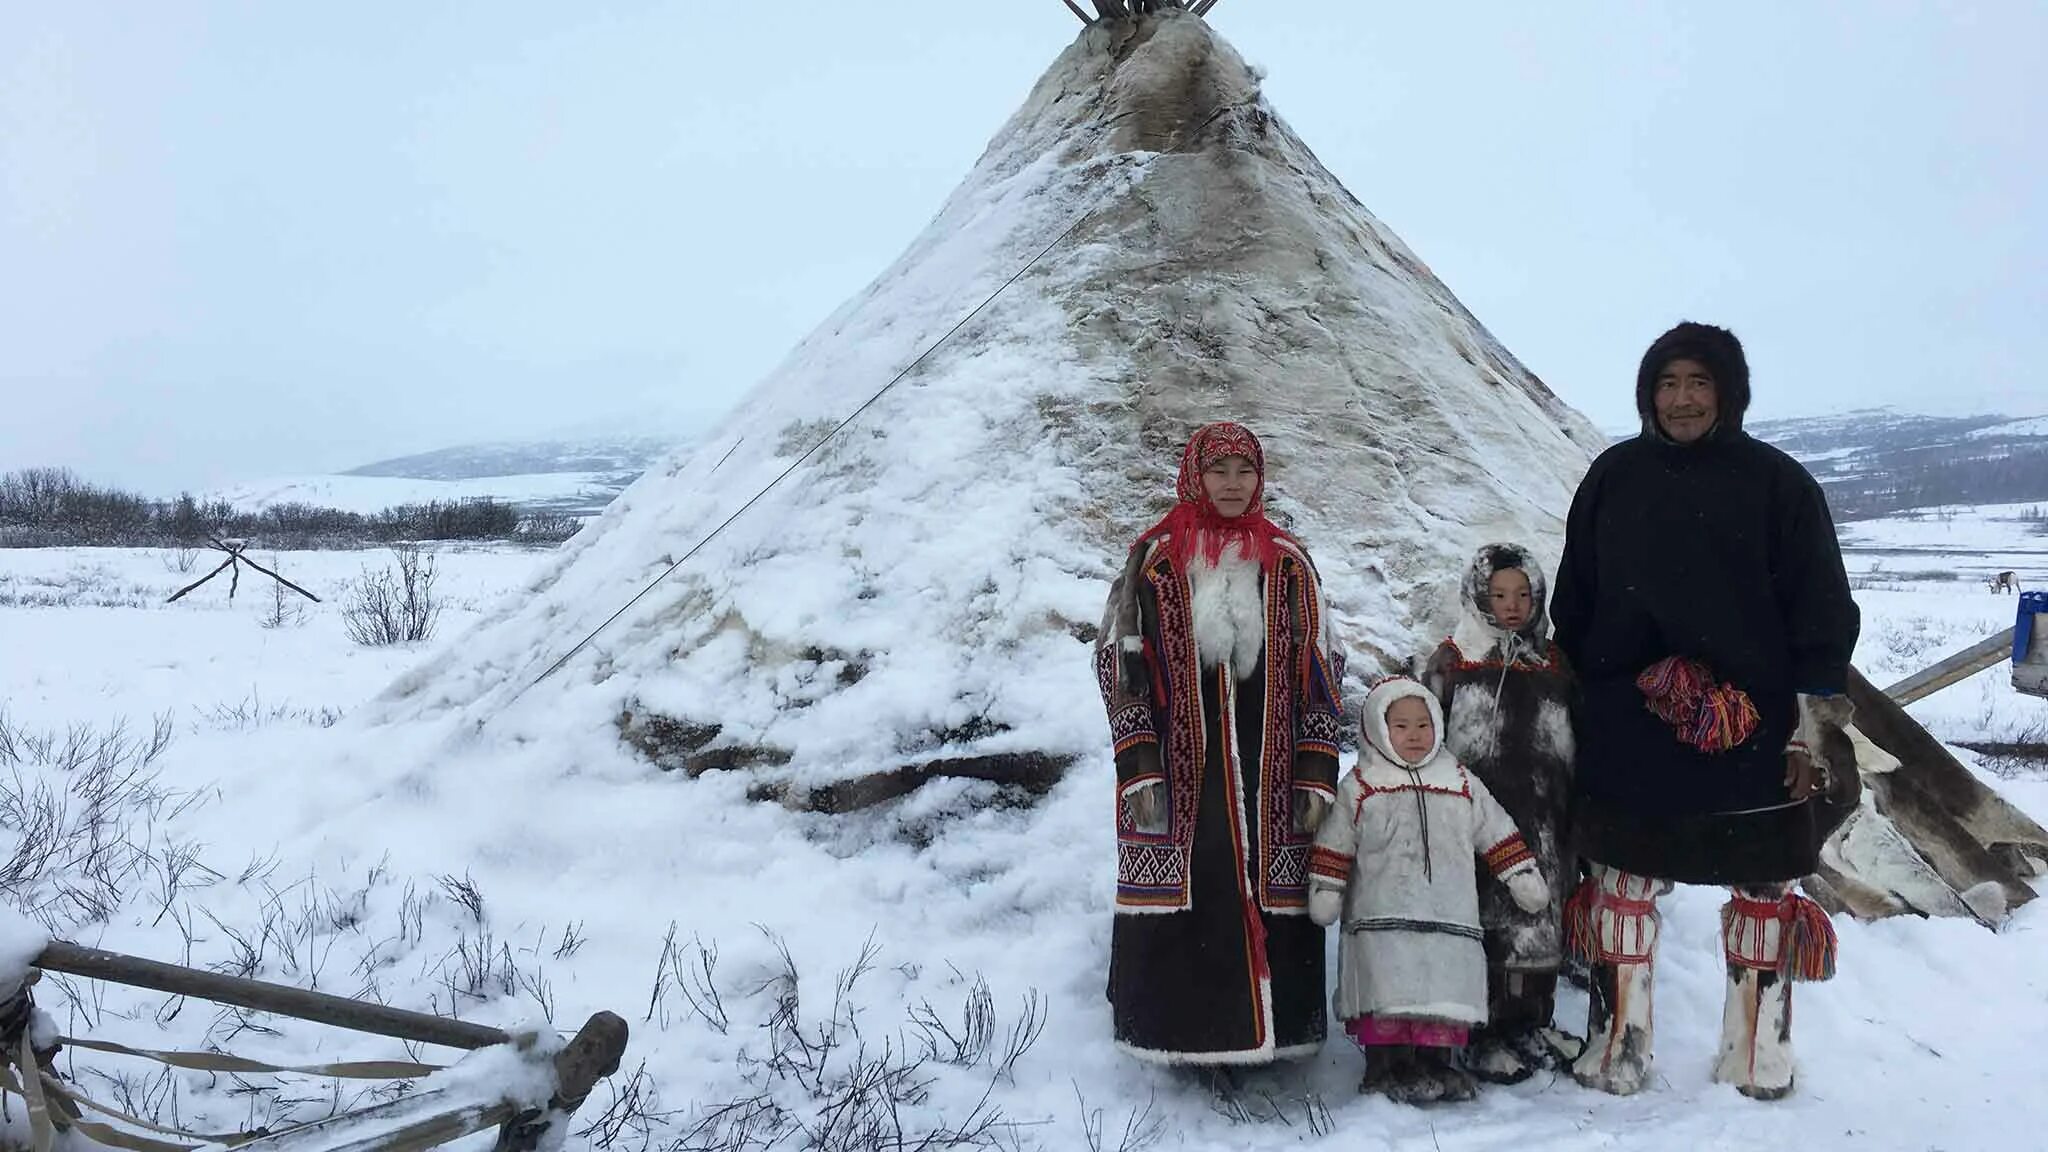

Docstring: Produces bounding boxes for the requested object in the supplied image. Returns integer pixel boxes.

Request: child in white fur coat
[1309,676,1550,1104]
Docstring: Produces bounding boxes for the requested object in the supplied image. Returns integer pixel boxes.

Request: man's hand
[1785,747,1823,800]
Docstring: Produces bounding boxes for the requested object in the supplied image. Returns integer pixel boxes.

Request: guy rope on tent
[1,940,627,1152]
[490,170,1138,724]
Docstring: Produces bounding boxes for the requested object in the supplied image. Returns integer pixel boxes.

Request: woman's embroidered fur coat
[1093,532,1345,1064]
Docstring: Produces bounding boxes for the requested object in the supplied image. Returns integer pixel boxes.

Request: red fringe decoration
[1725,891,1839,981]
[1562,876,1598,966]
[1784,894,1838,983]
[1636,656,1760,753]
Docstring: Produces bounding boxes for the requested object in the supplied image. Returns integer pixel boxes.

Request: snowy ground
[1839,501,2048,591]
[0,547,548,730]
[1842,502,2046,750]
[1,525,2045,1152]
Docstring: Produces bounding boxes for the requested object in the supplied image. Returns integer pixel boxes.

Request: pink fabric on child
[1346,1016,1470,1049]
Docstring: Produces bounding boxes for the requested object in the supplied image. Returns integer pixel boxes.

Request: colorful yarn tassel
[1687,687,1760,753]
[1638,656,1707,728]
[1637,656,1759,753]
[1783,894,1838,983]
[1562,876,1598,965]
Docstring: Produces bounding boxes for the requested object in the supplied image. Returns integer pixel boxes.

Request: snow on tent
[373,8,2039,925]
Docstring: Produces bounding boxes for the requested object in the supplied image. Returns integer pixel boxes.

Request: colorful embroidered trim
[1115,842,1189,908]
[1258,543,1344,911]
[1446,638,1562,673]
[1296,709,1342,760]
[1347,1016,1469,1049]
[1482,834,1534,876]
[1343,917,1484,941]
[1723,891,1837,981]
[1308,845,1352,883]
[1563,871,1665,965]
[1110,541,1344,914]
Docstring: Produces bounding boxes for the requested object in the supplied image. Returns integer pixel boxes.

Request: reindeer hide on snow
[1806,669,2048,927]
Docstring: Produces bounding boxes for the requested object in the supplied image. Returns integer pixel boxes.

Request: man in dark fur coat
[1551,322,1860,1101]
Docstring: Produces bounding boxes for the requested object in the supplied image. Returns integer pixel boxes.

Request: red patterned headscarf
[1137,422,1288,570]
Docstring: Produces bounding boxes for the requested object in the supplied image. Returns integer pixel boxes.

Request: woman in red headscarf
[1093,422,1346,1065]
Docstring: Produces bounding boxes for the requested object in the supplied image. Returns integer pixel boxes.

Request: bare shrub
[437,870,486,923]
[1073,1085,1165,1152]
[201,691,343,732]
[577,1061,684,1152]
[647,922,729,1034]
[516,511,583,544]
[663,930,1041,1152]
[910,972,994,1067]
[1201,1075,1328,1135]
[259,559,306,629]
[342,545,441,645]
[1956,715,2048,780]
[553,920,587,960]
[0,710,191,935]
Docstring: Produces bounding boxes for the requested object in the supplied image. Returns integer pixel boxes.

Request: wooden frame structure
[1882,627,2017,706]
[1061,0,1224,26]
[1882,590,2048,705]
[165,536,322,606]
[8,941,627,1152]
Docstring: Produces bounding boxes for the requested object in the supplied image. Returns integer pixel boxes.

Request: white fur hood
[1359,676,1445,770]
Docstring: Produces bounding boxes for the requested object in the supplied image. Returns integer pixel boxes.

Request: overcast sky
[4,3,2042,492]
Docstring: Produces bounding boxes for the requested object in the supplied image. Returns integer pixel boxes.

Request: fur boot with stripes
[1714,884,1838,1100]
[1566,864,1671,1096]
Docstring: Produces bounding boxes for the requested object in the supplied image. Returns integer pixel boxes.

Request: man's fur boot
[1715,965,1795,1100]
[1713,884,1837,1100]
[1567,866,1670,1096]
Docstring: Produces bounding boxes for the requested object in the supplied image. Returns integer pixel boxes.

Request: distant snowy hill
[207,471,629,516]
[210,434,693,517]
[219,411,2042,526]
[1967,415,2048,441]
[344,435,686,482]
[1747,408,2048,520]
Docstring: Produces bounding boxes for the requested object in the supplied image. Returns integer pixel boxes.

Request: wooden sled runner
[1,941,628,1152]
